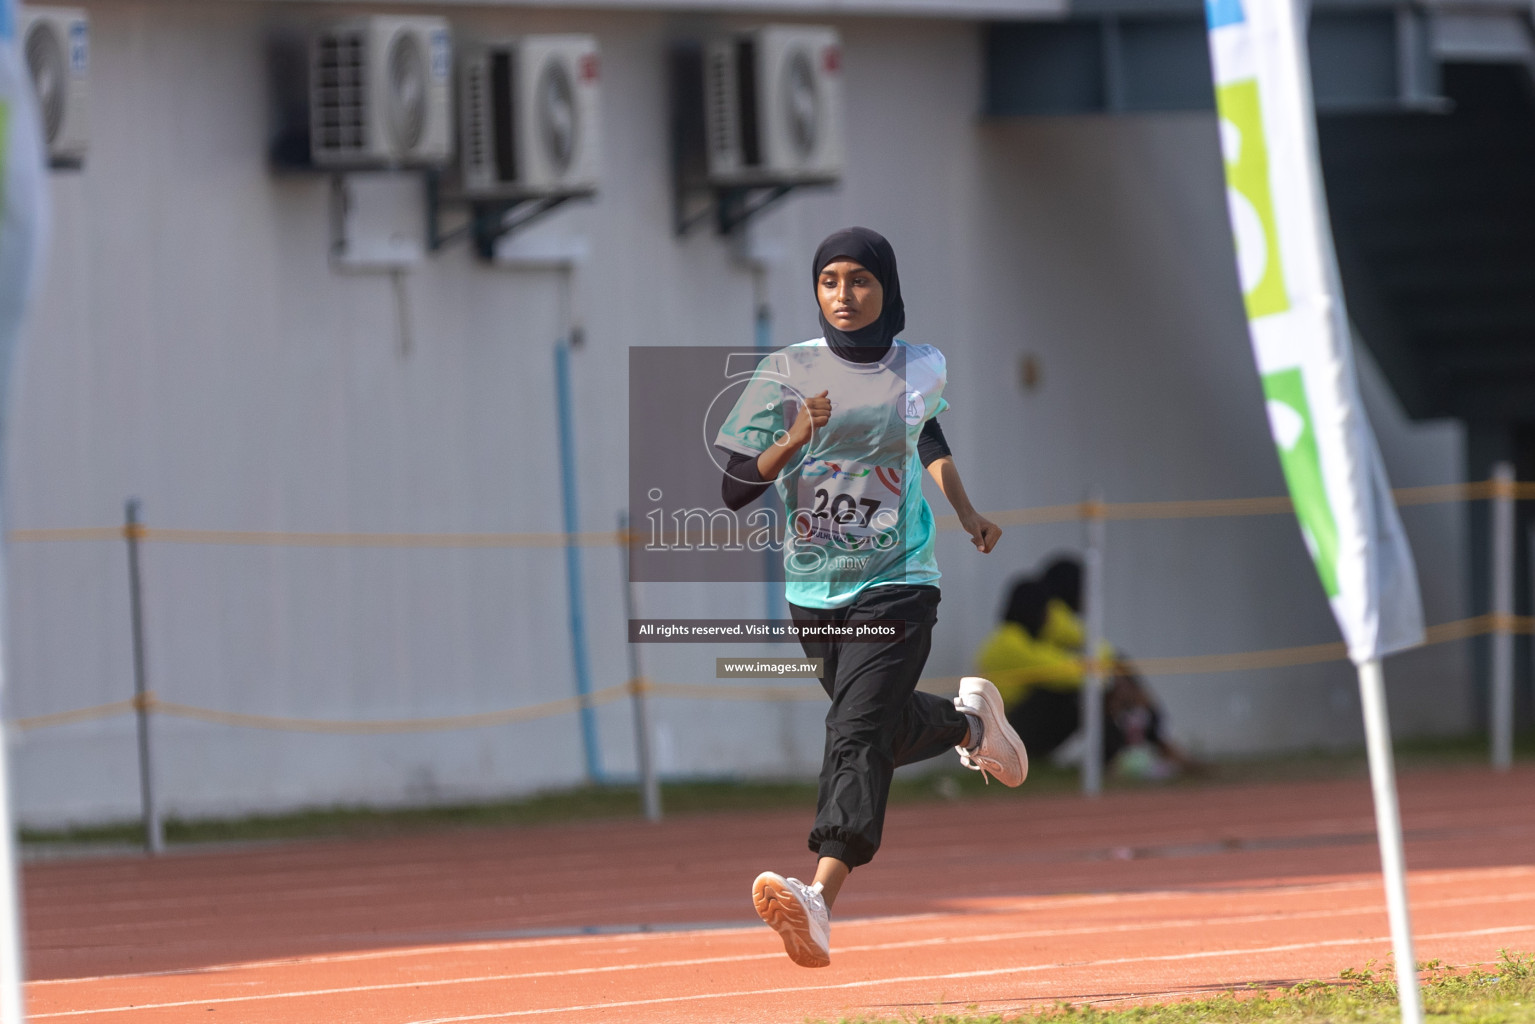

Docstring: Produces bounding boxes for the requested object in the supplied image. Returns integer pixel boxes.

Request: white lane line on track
[36,859,1535,939]
[16,897,1177,986]
[398,924,1535,1024]
[27,872,1535,994]
[26,903,1535,1018]
[35,862,1535,987]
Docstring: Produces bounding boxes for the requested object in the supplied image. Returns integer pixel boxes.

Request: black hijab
[812,227,905,364]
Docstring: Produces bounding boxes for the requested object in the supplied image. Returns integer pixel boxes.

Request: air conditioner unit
[458,35,600,199]
[17,5,89,169]
[703,25,843,187]
[310,16,453,169]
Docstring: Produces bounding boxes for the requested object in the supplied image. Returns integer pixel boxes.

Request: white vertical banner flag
[1206,4,1426,1020]
[1205,0,1423,664]
[0,0,49,1018]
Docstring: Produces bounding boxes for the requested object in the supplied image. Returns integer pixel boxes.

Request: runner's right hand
[788,391,832,447]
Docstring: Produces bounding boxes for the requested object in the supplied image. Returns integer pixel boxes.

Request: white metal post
[1081,494,1107,797]
[1490,462,1515,770]
[619,512,662,823]
[1357,659,1423,1024]
[125,499,164,855]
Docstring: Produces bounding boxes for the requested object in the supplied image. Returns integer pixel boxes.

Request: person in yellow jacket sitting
[976,557,1198,775]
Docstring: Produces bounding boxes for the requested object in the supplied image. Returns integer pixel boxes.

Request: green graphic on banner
[1263,367,1339,597]
[1216,80,1289,320]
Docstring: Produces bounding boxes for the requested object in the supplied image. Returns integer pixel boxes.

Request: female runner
[714,227,1029,968]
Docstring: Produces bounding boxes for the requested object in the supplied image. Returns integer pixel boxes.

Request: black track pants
[791,585,969,869]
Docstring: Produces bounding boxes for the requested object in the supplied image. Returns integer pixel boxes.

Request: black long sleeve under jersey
[718,417,953,512]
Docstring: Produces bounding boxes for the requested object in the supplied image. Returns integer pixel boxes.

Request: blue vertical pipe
[755,303,786,624]
[556,340,602,782]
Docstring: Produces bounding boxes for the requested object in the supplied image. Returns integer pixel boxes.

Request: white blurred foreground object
[1,0,51,1017]
[1205,2,1425,1022]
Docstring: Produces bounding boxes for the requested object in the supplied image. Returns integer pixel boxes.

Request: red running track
[22,765,1535,1023]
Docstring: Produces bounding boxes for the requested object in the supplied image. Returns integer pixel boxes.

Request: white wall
[939,114,1471,757]
[3,1,1471,827]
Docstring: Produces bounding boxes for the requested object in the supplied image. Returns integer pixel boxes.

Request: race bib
[792,456,904,551]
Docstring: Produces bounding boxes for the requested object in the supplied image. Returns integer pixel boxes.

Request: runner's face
[817,260,884,333]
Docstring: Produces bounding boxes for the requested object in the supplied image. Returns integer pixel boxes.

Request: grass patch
[20,731,1529,851]
[833,951,1535,1024]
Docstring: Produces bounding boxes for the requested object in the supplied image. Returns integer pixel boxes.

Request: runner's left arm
[926,455,1002,554]
[917,418,952,466]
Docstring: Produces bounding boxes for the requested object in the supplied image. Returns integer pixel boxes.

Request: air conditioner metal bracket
[674,181,828,238]
[426,171,578,261]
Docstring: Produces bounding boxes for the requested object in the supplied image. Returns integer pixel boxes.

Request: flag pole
[1357,658,1422,1024]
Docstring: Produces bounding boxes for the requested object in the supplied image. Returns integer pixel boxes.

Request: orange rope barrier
[11,614,1530,735]
[8,526,623,548]
[9,475,1508,550]
[4,476,1527,735]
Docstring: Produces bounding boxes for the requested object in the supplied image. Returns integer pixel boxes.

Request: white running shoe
[752,872,831,968]
[954,675,1029,787]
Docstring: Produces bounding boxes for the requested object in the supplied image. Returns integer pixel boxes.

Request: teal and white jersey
[715,339,949,610]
